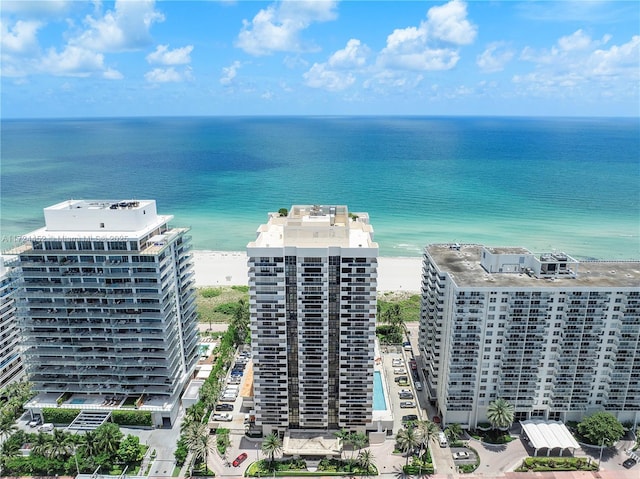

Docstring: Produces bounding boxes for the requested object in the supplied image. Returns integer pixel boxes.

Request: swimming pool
[373,370,387,411]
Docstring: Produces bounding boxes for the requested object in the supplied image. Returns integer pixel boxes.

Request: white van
[438,432,448,448]
[38,423,54,432]
[415,381,423,391]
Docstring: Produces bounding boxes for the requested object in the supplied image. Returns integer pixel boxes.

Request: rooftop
[248,205,378,250]
[427,244,640,288]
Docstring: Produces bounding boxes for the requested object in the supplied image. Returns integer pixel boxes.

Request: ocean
[1,116,638,259]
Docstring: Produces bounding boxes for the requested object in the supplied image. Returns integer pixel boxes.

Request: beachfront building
[248,205,378,436]
[419,244,640,429]
[0,257,24,389]
[8,200,198,427]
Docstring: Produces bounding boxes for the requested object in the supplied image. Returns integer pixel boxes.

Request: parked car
[28,418,41,428]
[410,359,417,370]
[233,452,248,467]
[453,451,470,460]
[398,388,412,394]
[394,376,408,383]
[38,423,54,432]
[399,392,414,400]
[228,377,242,384]
[213,413,233,422]
[414,381,423,391]
[402,414,418,424]
[623,458,637,469]
[392,359,403,367]
[393,368,406,375]
[215,403,234,411]
[400,401,416,408]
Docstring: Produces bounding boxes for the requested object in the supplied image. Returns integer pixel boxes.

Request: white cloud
[303,62,355,91]
[0,19,42,54]
[477,42,514,73]
[145,66,192,83]
[236,0,338,56]
[327,39,369,69]
[103,68,123,80]
[146,44,193,65]
[377,0,476,72]
[220,61,241,86]
[1,1,73,17]
[515,33,640,97]
[71,0,165,52]
[303,39,369,91]
[426,0,477,45]
[40,45,106,77]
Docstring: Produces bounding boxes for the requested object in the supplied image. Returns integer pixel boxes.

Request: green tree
[31,431,51,457]
[183,422,210,472]
[261,432,283,469]
[487,398,515,431]
[357,449,374,474]
[445,423,463,442]
[278,208,288,217]
[45,429,73,460]
[334,428,349,460]
[417,420,440,456]
[349,431,367,461]
[0,412,18,442]
[95,422,123,457]
[577,412,625,447]
[117,434,144,463]
[396,426,419,466]
[231,299,250,345]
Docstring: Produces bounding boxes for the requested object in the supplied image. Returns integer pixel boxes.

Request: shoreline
[192,250,422,293]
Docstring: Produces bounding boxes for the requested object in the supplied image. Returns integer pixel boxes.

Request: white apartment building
[420,244,640,429]
[9,200,198,427]
[0,257,24,389]
[247,205,378,435]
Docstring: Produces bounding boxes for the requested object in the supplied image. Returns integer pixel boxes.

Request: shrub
[231,285,249,293]
[111,410,152,427]
[200,288,222,298]
[214,302,239,315]
[42,407,81,424]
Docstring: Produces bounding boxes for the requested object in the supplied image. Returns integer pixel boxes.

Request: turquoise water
[373,370,387,411]
[69,398,86,405]
[1,117,638,259]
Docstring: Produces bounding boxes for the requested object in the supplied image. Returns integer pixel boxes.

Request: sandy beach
[192,250,422,293]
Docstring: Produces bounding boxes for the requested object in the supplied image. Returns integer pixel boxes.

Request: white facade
[248,205,378,434]
[0,257,24,389]
[419,244,640,429]
[10,200,199,426]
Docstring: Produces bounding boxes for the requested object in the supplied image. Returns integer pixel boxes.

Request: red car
[233,452,248,467]
[410,359,417,370]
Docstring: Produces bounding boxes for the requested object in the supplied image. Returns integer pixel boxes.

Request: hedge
[111,410,152,427]
[42,407,81,424]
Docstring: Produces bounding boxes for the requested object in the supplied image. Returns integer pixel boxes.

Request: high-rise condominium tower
[420,244,639,428]
[0,257,24,389]
[11,200,198,426]
[248,205,378,435]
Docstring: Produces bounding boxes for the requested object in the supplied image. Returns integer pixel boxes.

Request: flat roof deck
[427,244,640,288]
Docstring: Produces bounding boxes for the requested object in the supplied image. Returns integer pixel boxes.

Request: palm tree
[486,398,515,431]
[396,426,419,466]
[357,449,375,475]
[95,422,123,457]
[184,423,212,473]
[444,423,463,443]
[261,432,283,469]
[31,431,51,457]
[416,420,439,456]
[0,412,18,442]
[81,430,100,461]
[231,299,250,345]
[46,429,73,460]
[349,431,367,461]
[334,428,349,460]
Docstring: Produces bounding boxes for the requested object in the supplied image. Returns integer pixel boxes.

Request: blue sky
[1,0,639,118]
